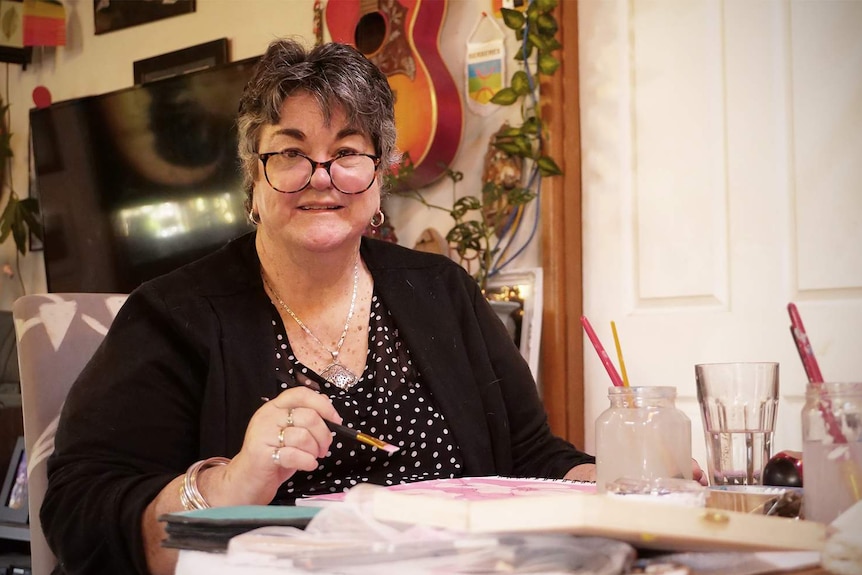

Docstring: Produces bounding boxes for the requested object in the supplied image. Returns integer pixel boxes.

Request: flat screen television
[30,56,260,294]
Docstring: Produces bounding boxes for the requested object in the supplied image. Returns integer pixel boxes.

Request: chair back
[13,293,127,575]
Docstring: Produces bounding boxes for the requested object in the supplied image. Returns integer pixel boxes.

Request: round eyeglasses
[258,151,381,195]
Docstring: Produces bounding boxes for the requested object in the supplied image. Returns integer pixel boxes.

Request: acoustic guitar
[326,0,463,189]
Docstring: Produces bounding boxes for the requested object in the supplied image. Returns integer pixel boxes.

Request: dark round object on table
[762,451,804,487]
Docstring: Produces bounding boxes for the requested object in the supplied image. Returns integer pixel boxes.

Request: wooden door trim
[540,0,585,447]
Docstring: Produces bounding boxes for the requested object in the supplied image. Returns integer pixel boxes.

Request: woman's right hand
[201,386,343,506]
[143,386,341,574]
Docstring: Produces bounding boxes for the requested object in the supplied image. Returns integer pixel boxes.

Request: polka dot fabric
[269,292,464,503]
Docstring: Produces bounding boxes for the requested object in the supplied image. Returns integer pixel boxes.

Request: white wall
[0,0,537,308]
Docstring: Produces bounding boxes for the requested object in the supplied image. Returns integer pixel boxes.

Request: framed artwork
[0,436,29,524]
[94,0,196,36]
[133,38,229,85]
[0,0,32,66]
[485,268,543,381]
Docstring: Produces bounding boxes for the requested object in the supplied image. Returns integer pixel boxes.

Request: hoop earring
[369,210,385,228]
[249,209,261,225]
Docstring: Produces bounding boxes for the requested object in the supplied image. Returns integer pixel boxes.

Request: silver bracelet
[179,456,230,511]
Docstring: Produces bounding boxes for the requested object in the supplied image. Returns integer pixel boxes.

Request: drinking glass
[695,362,779,486]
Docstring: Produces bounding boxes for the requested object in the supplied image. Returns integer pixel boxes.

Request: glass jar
[801,382,862,523]
[595,386,692,493]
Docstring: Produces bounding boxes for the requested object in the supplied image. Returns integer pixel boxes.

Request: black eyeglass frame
[257,151,381,194]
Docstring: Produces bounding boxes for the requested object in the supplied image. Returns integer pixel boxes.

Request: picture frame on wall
[94,0,196,36]
[133,38,229,85]
[485,268,544,382]
[0,436,29,524]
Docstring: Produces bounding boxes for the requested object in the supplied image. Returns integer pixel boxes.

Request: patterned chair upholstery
[13,293,127,575]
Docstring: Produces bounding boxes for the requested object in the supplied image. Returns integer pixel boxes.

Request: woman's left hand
[564,463,597,482]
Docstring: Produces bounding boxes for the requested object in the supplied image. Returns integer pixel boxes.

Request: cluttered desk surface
[164,476,850,575]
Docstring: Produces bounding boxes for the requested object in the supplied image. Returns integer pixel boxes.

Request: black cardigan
[43,233,593,574]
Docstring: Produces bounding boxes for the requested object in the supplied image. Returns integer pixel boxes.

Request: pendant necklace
[263,260,360,391]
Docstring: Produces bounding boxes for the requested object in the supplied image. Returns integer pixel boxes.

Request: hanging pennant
[465,11,506,116]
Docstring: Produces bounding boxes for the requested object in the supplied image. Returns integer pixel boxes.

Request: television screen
[30,56,259,294]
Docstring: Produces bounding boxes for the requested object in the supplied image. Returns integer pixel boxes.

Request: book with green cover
[159,505,320,552]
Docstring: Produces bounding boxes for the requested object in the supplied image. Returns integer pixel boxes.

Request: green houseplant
[1,95,43,293]
[390,0,562,291]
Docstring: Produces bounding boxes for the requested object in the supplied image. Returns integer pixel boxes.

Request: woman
[41,39,596,575]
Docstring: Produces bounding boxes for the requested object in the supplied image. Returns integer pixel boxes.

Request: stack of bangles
[179,456,231,511]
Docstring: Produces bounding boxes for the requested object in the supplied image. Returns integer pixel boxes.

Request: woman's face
[254,92,380,255]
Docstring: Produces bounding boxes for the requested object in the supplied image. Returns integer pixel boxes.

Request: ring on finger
[283,408,294,429]
[272,447,281,465]
[277,427,286,448]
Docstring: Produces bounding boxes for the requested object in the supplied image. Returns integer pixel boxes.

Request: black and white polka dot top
[269,291,464,503]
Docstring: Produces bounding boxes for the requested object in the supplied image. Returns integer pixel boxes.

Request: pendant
[321,362,359,391]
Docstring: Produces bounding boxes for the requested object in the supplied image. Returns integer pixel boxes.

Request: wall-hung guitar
[326,0,463,189]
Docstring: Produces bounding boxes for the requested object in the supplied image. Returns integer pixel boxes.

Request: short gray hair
[237,38,398,211]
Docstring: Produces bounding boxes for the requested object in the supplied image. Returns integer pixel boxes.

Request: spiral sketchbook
[296,475,597,507]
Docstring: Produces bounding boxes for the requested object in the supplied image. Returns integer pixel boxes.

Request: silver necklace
[263,260,360,390]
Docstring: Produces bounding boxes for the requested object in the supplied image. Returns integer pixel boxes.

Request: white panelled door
[579,0,862,468]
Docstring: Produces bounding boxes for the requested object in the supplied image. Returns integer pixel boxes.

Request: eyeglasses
[258,151,380,195]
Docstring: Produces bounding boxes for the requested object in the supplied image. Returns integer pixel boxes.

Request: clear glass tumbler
[695,362,779,486]
[802,382,862,523]
[595,386,692,493]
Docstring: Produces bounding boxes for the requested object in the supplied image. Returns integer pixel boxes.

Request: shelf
[0,522,29,542]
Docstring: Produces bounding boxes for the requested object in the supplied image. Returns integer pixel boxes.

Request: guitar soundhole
[355,12,386,56]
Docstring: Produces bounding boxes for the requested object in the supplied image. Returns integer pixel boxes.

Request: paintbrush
[581,315,625,387]
[262,373,399,455]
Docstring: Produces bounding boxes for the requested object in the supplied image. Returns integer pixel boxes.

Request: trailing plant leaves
[537,155,563,177]
[528,31,550,53]
[538,53,560,76]
[520,117,541,136]
[493,140,522,156]
[0,195,14,241]
[514,135,535,158]
[0,194,42,255]
[545,37,563,52]
[497,125,521,139]
[448,221,485,254]
[536,12,558,36]
[511,186,537,205]
[500,8,525,31]
[511,71,531,96]
[490,87,519,106]
[514,42,535,61]
[19,197,43,241]
[3,96,43,256]
[450,195,482,219]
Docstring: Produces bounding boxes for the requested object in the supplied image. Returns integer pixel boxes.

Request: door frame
[540,0,585,446]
